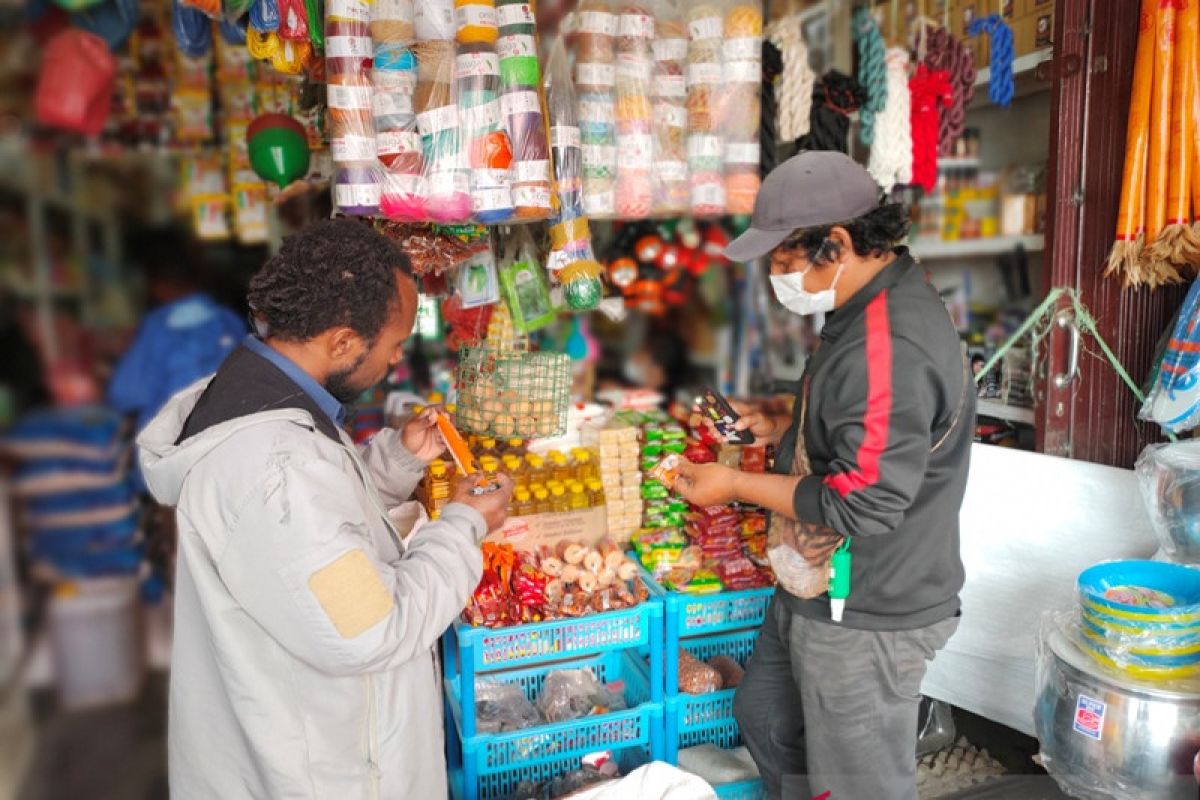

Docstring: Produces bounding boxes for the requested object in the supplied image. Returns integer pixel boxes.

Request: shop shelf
[909,234,1045,260]
[444,650,665,800]
[976,398,1036,426]
[442,602,664,739]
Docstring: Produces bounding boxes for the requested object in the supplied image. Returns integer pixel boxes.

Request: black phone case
[698,387,755,445]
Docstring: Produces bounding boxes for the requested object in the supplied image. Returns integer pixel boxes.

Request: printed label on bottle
[335,182,381,207]
[616,54,653,82]
[579,10,617,36]
[456,51,501,79]
[725,142,760,164]
[652,37,688,62]
[331,135,376,162]
[373,91,414,118]
[655,75,686,98]
[513,185,551,208]
[328,0,370,21]
[429,170,469,196]
[618,12,654,39]
[687,135,723,160]
[327,35,373,58]
[688,15,722,40]
[654,160,687,181]
[577,62,616,87]
[514,159,549,183]
[723,37,762,61]
[617,134,653,168]
[497,3,534,27]
[497,34,536,59]
[551,125,582,148]
[578,99,615,123]
[376,130,423,157]
[500,90,541,117]
[461,99,502,131]
[456,4,498,31]
[372,0,413,22]
[417,104,459,134]
[687,62,722,85]
[582,144,617,166]
[727,60,761,83]
[328,83,372,110]
[655,102,686,127]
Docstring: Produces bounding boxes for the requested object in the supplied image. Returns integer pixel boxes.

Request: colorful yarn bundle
[369,0,414,44]
[328,1,379,215]
[577,0,617,217]
[909,63,952,193]
[414,38,472,222]
[967,14,1014,108]
[651,3,688,214]
[456,1,514,224]
[687,3,724,215]
[852,6,886,146]
[614,2,655,218]
[371,0,421,220]
[722,3,763,214]
[414,0,455,41]
[766,12,815,141]
[499,0,552,219]
[915,22,976,157]
[795,70,866,155]
[867,47,913,193]
[455,0,498,45]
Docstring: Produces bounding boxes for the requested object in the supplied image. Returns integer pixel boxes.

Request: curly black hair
[780,202,911,266]
[247,219,412,343]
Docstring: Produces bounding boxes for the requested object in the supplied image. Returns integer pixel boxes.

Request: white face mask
[769,261,847,316]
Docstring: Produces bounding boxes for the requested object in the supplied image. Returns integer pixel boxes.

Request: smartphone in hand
[695,387,755,445]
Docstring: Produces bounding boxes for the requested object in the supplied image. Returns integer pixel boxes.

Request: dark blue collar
[242,335,346,429]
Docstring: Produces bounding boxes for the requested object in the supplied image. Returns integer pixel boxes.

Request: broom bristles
[1143,224,1194,287]
[1105,235,1146,288]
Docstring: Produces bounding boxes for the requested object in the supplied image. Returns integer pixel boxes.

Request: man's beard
[324,351,371,404]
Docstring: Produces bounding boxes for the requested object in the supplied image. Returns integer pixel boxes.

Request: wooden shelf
[975,48,1053,88]
[977,398,1036,426]
[910,234,1045,260]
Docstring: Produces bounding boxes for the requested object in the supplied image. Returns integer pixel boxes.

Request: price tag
[327,36,372,58]
[501,90,541,117]
[579,10,617,36]
[455,4,498,30]
[687,62,722,86]
[576,62,616,87]
[331,135,376,162]
[328,83,372,110]
[335,182,381,207]
[688,15,722,40]
[551,125,582,148]
[652,37,688,62]
[723,37,762,61]
[417,104,459,134]
[497,3,535,26]
[456,52,501,79]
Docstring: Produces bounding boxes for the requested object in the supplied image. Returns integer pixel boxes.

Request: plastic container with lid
[48,577,144,710]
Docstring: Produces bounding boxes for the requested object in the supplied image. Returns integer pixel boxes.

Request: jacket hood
[137,377,313,506]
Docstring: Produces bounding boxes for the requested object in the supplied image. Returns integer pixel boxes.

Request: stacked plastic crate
[441,596,665,800]
[642,571,773,799]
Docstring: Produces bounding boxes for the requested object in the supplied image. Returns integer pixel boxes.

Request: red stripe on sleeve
[824,292,893,498]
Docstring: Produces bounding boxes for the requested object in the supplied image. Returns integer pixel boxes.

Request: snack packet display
[576,0,618,217]
[686,2,725,215]
[651,0,689,214]
[498,0,553,219]
[721,3,762,214]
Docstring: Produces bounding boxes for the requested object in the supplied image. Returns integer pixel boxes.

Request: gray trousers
[732,597,959,800]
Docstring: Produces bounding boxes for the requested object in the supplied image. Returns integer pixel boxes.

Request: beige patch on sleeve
[308,549,394,638]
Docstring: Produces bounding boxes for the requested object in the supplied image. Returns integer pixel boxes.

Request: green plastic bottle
[829,539,852,623]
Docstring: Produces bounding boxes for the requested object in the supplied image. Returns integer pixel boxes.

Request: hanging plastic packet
[498,0,553,220]
[575,0,617,218]
[328,0,380,215]
[498,227,556,333]
[369,0,423,219]
[456,1,515,224]
[457,242,502,308]
[1141,279,1200,434]
[611,1,655,219]
[278,0,310,40]
[721,3,762,214]
[651,0,688,215]
[415,40,472,222]
[686,2,726,215]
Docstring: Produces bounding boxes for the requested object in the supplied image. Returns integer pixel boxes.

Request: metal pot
[1035,625,1200,799]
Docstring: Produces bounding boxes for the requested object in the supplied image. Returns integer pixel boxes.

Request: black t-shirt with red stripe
[773,249,971,631]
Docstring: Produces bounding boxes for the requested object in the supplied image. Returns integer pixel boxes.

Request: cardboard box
[486,506,612,550]
[1011,9,1052,57]
[950,1,991,69]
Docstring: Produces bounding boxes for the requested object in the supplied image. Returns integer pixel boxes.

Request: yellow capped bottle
[533,487,552,514]
[568,482,589,510]
[586,479,606,507]
[513,487,534,517]
[550,484,570,513]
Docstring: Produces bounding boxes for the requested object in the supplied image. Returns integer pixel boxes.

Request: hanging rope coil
[767,12,816,141]
[868,47,913,193]
[796,70,867,154]
[967,14,1015,107]
[853,6,887,146]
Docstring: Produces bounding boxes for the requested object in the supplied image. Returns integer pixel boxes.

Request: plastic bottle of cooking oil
[479,438,498,459]
[550,484,570,513]
[586,478,606,507]
[548,451,571,483]
[525,453,546,487]
[568,482,589,510]
[426,460,451,519]
[506,438,526,459]
[513,487,534,517]
[503,455,525,488]
[533,487,552,514]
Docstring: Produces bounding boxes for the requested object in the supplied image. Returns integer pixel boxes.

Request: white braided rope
[767,13,815,141]
[868,47,913,192]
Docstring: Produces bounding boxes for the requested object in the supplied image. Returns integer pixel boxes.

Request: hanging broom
[1106,0,1158,286]
[1138,0,1180,287]
[1192,44,1200,252]
[1145,0,1200,281]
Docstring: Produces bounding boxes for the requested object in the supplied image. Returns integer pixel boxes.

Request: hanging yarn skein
[967,14,1014,108]
[916,22,975,156]
[909,63,952,193]
[852,6,887,146]
[795,71,866,154]
[766,12,815,141]
[868,47,912,193]
[761,38,782,176]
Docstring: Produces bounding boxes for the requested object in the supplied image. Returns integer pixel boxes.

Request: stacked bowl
[1077,560,1200,681]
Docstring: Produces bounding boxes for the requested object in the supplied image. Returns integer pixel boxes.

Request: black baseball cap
[724,151,883,262]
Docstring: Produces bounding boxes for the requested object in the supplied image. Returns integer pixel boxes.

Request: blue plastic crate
[665,628,760,728]
[443,601,664,737]
[714,778,767,799]
[637,558,773,641]
[444,650,665,800]
[666,694,765,800]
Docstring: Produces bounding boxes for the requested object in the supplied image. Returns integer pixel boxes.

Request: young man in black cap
[674,151,971,800]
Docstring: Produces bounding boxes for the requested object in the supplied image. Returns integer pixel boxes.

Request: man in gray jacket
[139,219,512,799]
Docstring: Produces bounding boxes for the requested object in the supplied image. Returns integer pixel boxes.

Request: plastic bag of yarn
[35,28,117,136]
[545,38,598,273]
[325,0,377,216]
[173,0,214,55]
[650,0,688,215]
[497,0,553,221]
[456,32,514,222]
[248,0,278,31]
[415,0,455,41]
[370,0,414,43]
[414,48,472,223]
[611,1,654,219]
[372,44,418,133]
